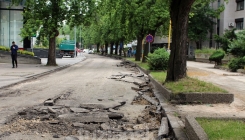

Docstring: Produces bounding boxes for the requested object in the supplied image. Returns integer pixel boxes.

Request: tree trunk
[47,36,57,66]
[209,29,213,48]
[135,35,143,61]
[166,0,195,82]
[97,43,100,53]
[105,43,108,55]
[115,42,119,55]
[142,43,148,63]
[199,39,202,49]
[110,42,114,55]
[196,41,200,50]
[119,41,123,57]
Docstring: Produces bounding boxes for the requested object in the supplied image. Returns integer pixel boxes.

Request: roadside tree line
[11,0,223,82]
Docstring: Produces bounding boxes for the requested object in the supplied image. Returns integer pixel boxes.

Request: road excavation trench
[0,55,172,140]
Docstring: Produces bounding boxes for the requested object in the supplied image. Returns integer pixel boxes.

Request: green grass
[126,58,227,94]
[195,48,224,55]
[126,58,149,70]
[164,77,228,94]
[150,71,167,84]
[197,118,245,140]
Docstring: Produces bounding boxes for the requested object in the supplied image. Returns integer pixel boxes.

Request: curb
[122,58,234,104]
[185,116,245,140]
[185,116,208,140]
[135,62,189,140]
[96,54,189,139]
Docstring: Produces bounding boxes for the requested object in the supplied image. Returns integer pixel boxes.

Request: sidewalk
[187,61,245,95]
[0,54,86,89]
[183,61,245,118]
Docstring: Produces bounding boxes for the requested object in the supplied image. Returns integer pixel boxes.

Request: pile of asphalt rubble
[0,60,173,140]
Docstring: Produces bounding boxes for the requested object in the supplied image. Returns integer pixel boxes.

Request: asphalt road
[0,54,158,140]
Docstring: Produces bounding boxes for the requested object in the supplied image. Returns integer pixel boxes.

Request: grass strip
[164,77,228,94]
[197,118,245,140]
[126,58,149,70]
[126,58,227,94]
[150,71,167,84]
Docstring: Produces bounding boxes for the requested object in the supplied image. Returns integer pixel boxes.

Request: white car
[88,49,94,54]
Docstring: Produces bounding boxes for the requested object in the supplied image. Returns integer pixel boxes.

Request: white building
[0,0,24,48]
[190,0,245,49]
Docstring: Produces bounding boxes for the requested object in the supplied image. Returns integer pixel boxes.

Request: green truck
[59,40,76,58]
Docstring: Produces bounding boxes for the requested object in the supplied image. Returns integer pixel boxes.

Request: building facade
[0,0,24,48]
[219,0,244,34]
[190,0,245,49]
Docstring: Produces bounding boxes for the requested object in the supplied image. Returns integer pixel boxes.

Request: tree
[214,28,237,52]
[166,0,195,81]
[12,0,92,66]
[126,0,169,61]
[188,1,224,49]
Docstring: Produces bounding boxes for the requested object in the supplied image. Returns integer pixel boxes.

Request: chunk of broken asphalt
[18,111,27,115]
[64,136,79,140]
[70,107,90,113]
[44,100,54,106]
[157,117,169,139]
[58,113,110,123]
[108,112,124,119]
[53,134,60,138]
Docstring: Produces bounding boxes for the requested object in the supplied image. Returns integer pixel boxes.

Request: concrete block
[185,116,208,140]
[158,117,169,138]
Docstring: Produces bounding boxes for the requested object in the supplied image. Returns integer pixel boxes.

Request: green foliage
[228,57,245,72]
[0,46,10,51]
[33,45,48,49]
[214,29,237,52]
[188,1,224,49]
[209,50,225,64]
[164,77,228,94]
[150,71,167,84]
[147,48,169,70]
[228,30,245,57]
[195,48,220,54]
[197,118,245,140]
[81,0,170,51]
[0,46,34,56]
[17,50,35,56]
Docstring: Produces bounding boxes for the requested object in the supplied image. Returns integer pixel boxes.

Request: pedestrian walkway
[0,54,86,89]
[187,61,245,96]
[179,61,245,118]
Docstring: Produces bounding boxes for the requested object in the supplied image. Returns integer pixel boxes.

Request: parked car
[88,49,94,54]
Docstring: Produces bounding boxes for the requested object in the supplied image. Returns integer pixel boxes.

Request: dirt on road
[0,55,170,140]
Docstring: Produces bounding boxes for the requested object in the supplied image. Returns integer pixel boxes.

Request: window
[237,0,244,11]
[235,18,244,30]
[218,0,220,7]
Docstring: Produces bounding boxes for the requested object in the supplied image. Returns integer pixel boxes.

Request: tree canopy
[12,0,94,65]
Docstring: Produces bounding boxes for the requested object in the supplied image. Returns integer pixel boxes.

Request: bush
[195,48,217,55]
[0,46,10,51]
[228,57,245,72]
[209,50,225,65]
[0,46,34,56]
[147,48,169,70]
[228,30,245,57]
[17,50,35,56]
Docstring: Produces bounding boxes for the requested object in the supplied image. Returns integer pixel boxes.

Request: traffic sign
[146,34,154,43]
